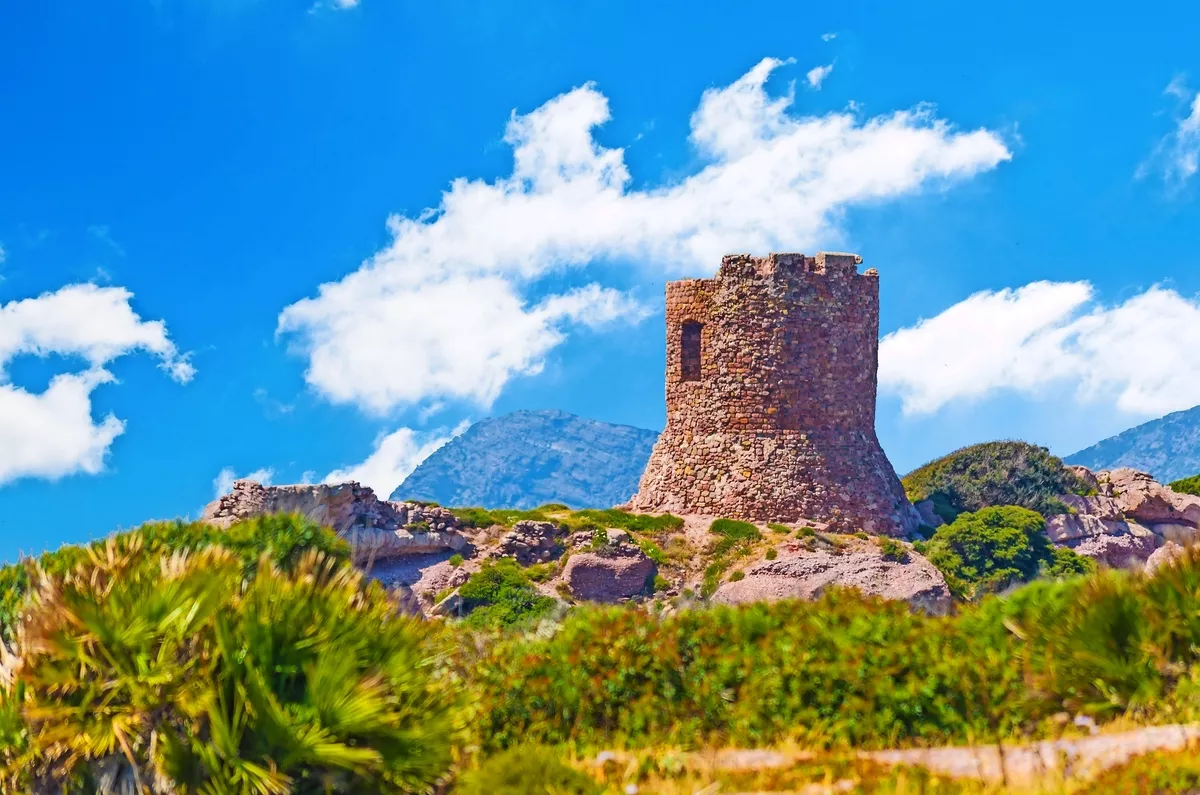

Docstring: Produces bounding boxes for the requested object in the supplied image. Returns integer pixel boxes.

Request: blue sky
[3,0,1200,561]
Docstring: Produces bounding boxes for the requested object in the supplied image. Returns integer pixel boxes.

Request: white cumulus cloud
[213,466,276,498]
[326,421,468,498]
[0,283,192,486]
[278,57,1011,415]
[806,63,835,89]
[880,281,1200,417]
[1139,76,1200,187]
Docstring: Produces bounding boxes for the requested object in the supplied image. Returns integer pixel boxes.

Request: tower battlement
[629,251,919,536]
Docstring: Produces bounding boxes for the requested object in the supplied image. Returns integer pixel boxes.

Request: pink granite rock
[1062,530,1158,570]
[1106,469,1200,526]
[562,545,655,603]
[1144,542,1186,576]
[711,544,952,615]
[201,479,466,563]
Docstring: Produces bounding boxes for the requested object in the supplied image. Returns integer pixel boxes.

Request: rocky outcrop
[487,520,566,565]
[1145,542,1186,576]
[1048,467,1200,569]
[562,545,656,603]
[711,543,952,615]
[201,480,466,564]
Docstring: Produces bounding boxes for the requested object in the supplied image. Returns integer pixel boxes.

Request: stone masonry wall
[628,252,920,537]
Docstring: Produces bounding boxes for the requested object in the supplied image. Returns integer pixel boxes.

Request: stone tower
[629,252,920,537]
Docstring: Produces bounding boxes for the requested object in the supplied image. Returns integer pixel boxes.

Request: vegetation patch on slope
[1169,472,1200,497]
[916,506,1095,599]
[902,441,1094,522]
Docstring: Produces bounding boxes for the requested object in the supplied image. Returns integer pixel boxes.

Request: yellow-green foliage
[1086,748,1200,792]
[0,514,349,643]
[468,548,1200,752]
[3,536,461,793]
[456,746,601,795]
[451,506,682,534]
[902,441,1093,522]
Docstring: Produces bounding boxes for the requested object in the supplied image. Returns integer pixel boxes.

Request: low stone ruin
[201,479,466,564]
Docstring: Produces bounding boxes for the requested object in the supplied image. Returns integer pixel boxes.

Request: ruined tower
[629,252,920,537]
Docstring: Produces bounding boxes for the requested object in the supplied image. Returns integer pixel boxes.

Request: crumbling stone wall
[629,252,920,537]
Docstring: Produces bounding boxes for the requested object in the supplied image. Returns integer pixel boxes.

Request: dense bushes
[920,506,1052,598]
[1170,472,1200,497]
[466,548,1200,753]
[919,506,1095,599]
[455,746,600,795]
[902,441,1093,521]
[0,514,350,643]
[458,558,556,629]
[1,529,459,793]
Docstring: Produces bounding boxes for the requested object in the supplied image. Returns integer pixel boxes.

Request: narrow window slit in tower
[681,321,702,382]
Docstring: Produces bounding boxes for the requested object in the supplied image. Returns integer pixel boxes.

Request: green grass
[902,441,1093,522]
[450,505,683,535]
[767,523,791,534]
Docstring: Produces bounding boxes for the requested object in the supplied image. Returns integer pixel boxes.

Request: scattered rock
[711,544,952,615]
[430,588,463,617]
[488,520,566,566]
[562,546,656,603]
[201,479,466,564]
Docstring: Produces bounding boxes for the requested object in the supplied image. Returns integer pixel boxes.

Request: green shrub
[796,526,816,538]
[876,538,908,563]
[854,531,869,540]
[526,562,557,583]
[765,548,779,561]
[922,506,1053,599]
[1043,546,1096,578]
[729,570,745,582]
[902,441,1091,521]
[456,746,600,795]
[459,559,556,629]
[767,523,791,534]
[652,575,670,592]
[449,553,465,568]
[537,503,571,512]
[1169,473,1200,497]
[7,540,461,792]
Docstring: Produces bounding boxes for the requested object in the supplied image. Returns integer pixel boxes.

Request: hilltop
[390,409,658,509]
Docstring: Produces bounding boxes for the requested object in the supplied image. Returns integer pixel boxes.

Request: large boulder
[711,543,952,615]
[1145,542,1186,576]
[1061,530,1158,570]
[201,480,466,564]
[1105,469,1200,526]
[562,545,655,603]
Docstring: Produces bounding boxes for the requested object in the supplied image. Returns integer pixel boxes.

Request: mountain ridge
[1066,405,1200,483]
[390,409,659,509]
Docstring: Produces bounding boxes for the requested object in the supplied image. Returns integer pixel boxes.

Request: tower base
[628,429,921,537]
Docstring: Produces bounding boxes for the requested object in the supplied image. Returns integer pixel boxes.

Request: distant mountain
[1066,405,1200,483]
[390,409,660,509]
